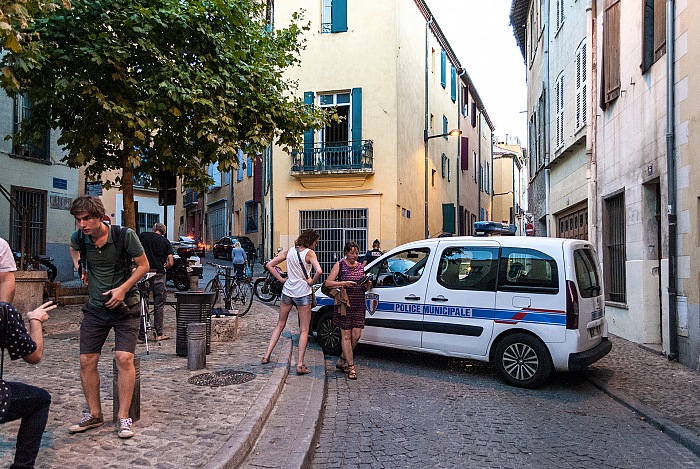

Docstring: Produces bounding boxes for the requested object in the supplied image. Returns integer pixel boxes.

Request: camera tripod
[137,272,159,354]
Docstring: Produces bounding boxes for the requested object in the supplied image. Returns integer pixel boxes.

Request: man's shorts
[80,302,140,354]
[280,292,313,307]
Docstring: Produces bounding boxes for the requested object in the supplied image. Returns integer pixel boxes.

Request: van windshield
[574,249,601,298]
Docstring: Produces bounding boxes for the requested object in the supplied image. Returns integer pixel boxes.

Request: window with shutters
[537,91,545,169]
[442,153,447,178]
[575,41,587,131]
[442,115,448,139]
[245,201,258,233]
[602,0,621,106]
[440,50,447,88]
[642,0,666,72]
[460,136,469,171]
[555,0,565,31]
[555,72,564,149]
[321,0,347,34]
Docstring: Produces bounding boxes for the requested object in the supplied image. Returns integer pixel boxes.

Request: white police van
[312,228,610,388]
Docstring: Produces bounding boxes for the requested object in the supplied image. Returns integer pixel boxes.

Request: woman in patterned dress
[325,241,371,380]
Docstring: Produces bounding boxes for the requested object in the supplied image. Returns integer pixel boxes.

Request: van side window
[368,248,430,287]
[498,248,559,294]
[574,249,601,298]
[437,246,499,291]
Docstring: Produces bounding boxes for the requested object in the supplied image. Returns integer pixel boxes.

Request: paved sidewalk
[586,334,700,457]
[0,295,321,468]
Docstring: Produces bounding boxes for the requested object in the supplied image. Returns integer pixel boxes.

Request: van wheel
[494,333,552,388]
[316,310,341,356]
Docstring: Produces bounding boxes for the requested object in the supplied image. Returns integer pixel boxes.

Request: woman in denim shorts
[261,229,322,374]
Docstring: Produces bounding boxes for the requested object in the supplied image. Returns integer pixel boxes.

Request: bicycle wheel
[230,280,253,316]
[204,278,227,311]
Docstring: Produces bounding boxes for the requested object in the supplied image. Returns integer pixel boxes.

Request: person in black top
[362,239,383,267]
[0,300,55,469]
[138,223,174,341]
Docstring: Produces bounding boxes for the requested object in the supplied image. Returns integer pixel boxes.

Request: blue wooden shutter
[246,156,253,177]
[440,50,446,88]
[351,87,362,165]
[442,203,455,234]
[331,0,348,33]
[237,152,244,181]
[442,115,448,139]
[303,91,315,168]
[450,66,457,101]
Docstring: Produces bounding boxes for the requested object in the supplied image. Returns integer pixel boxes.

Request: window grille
[604,193,626,303]
[10,187,46,256]
[299,209,367,277]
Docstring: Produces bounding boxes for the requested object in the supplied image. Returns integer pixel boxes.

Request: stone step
[59,294,89,305]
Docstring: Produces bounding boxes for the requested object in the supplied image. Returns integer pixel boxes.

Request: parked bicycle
[253,260,286,303]
[204,262,254,316]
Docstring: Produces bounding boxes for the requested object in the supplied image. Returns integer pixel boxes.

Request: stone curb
[586,374,700,459]
[203,331,292,469]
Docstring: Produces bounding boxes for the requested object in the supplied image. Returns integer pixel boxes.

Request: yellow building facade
[269,0,477,273]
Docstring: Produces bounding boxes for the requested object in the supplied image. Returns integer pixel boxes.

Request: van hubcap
[502,343,539,381]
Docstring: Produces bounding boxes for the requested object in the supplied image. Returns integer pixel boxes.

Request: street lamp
[424,128,462,238]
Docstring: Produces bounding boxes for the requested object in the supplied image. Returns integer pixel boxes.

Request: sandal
[261,356,270,365]
[347,364,357,380]
[296,364,311,375]
[335,357,349,373]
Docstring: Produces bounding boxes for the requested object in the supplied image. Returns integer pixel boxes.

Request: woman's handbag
[320,261,342,296]
[295,248,317,308]
[245,264,252,279]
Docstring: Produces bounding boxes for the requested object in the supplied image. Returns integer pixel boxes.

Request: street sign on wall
[525,223,534,236]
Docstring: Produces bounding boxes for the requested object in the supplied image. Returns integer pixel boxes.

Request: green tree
[1,0,326,229]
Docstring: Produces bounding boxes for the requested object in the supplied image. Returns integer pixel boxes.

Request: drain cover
[188,370,256,387]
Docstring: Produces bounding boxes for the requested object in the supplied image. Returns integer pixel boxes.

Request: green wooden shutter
[331,0,348,33]
[442,203,455,234]
[351,87,362,165]
[450,66,457,101]
[440,50,446,88]
[303,91,315,168]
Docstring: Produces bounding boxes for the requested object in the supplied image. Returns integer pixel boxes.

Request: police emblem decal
[366,292,379,316]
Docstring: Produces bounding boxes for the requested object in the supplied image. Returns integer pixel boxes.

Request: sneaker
[117,418,134,439]
[68,413,104,433]
[157,335,170,341]
[137,338,145,344]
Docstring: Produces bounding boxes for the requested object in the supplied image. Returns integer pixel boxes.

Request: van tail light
[566,280,579,330]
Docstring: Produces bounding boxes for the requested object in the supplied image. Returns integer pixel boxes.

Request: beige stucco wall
[271,0,462,254]
[676,0,700,365]
[595,0,668,347]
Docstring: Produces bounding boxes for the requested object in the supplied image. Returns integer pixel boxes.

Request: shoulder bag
[295,248,317,308]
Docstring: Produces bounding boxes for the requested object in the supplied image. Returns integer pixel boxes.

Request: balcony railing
[183,189,198,206]
[291,140,373,173]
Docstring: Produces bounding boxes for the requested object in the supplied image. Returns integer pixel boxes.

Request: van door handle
[404,295,421,301]
[431,296,449,302]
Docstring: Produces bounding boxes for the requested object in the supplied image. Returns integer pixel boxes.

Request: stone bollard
[188,275,199,291]
[187,322,207,371]
[113,357,140,423]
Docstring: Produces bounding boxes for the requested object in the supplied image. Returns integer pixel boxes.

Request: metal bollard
[113,356,140,423]
[187,322,207,370]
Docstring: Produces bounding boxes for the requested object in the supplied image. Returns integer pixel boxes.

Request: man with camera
[68,196,149,439]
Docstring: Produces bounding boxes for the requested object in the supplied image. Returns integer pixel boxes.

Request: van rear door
[421,240,499,357]
[569,244,605,349]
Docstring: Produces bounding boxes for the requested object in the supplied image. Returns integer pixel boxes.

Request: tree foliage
[1,0,327,228]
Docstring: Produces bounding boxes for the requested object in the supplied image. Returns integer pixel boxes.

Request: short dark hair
[295,229,320,248]
[70,195,105,219]
[343,241,360,255]
[153,223,167,235]
[372,239,380,247]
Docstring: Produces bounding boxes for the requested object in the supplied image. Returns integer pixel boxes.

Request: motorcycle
[253,261,286,303]
[167,249,203,291]
[14,252,58,282]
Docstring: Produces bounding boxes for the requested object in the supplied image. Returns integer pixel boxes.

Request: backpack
[79,225,133,277]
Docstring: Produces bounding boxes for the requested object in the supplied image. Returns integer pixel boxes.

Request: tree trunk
[121,149,136,230]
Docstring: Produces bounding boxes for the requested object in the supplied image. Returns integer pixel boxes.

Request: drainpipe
[544,0,551,236]
[477,112,482,220]
[666,0,678,360]
[457,69,466,234]
[586,0,598,248]
[424,16,433,239]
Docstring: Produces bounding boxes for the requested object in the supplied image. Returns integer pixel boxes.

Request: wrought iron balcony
[291,140,373,173]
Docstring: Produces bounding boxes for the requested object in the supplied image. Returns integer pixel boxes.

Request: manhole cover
[188,370,256,387]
